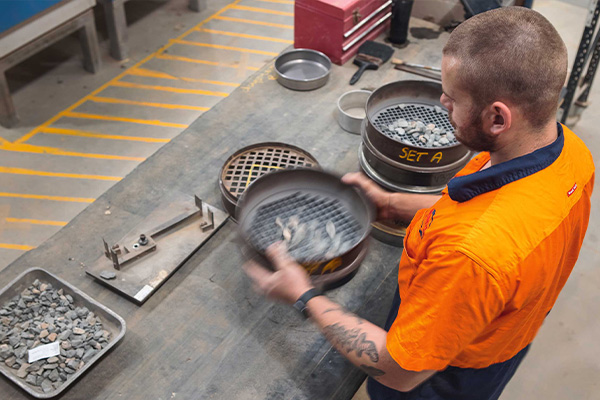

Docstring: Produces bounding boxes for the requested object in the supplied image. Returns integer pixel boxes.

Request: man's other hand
[243,242,314,304]
[342,172,392,220]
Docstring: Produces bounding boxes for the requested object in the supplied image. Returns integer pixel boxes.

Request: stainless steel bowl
[337,90,370,134]
[274,49,331,91]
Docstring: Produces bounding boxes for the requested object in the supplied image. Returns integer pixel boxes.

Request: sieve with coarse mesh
[364,80,470,168]
[359,80,473,194]
[219,143,319,221]
[236,169,375,289]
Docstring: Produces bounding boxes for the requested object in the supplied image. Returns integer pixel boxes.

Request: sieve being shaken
[236,169,374,286]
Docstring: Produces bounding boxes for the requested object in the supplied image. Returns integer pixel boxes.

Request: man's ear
[484,101,512,137]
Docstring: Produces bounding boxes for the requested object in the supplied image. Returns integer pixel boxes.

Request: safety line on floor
[0,192,95,203]
[87,97,210,112]
[0,243,34,251]
[231,5,294,16]
[5,218,67,227]
[126,67,241,87]
[62,112,189,129]
[0,166,121,181]
[155,53,260,70]
[109,80,229,97]
[213,15,293,29]
[195,28,292,43]
[0,142,145,161]
[172,39,279,56]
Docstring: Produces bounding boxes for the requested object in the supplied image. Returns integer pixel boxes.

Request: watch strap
[293,288,324,318]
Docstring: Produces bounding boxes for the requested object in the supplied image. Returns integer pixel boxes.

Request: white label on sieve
[28,342,60,363]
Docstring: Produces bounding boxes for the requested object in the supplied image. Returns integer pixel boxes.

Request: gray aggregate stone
[25,373,38,385]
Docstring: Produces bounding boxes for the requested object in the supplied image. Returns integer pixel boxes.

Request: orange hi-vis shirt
[386,124,595,372]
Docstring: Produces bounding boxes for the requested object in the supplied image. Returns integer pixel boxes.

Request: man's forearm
[389,193,440,221]
[305,295,437,392]
[306,295,389,377]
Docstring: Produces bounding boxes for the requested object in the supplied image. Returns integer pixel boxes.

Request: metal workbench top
[0,20,447,400]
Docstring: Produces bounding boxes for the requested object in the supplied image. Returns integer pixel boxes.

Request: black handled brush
[349,41,394,85]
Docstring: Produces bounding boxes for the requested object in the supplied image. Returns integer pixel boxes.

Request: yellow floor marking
[0,142,145,162]
[5,218,67,227]
[88,97,210,112]
[0,243,34,251]
[172,39,279,56]
[213,15,293,29]
[254,0,294,4]
[0,166,121,181]
[63,112,189,129]
[155,54,260,70]
[127,68,179,80]
[197,28,292,44]
[0,192,94,203]
[231,5,293,16]
[12,0,244,146]
[110,81,229,97]
[41,126,171,143]
[127,67,240,87]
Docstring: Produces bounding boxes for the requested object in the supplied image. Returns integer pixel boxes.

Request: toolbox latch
[353,9,362,24]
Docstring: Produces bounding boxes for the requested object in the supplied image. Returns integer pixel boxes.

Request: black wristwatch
[293,288,324,319]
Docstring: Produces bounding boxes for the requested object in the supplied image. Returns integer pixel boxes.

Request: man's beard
[449,108,498,152]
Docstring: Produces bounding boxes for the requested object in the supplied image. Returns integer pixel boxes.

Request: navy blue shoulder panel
[447,123,564,203]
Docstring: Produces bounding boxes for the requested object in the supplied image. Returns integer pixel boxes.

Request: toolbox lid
[297,0,380,21]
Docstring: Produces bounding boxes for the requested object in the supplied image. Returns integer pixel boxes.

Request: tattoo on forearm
[322,323,379,363]
[360,364,385,377]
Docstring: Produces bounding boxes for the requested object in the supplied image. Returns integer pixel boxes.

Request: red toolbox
[294,0,392,65]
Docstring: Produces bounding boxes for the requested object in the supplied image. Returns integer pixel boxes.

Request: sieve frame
[235,169,375,288]
[219,142,320,221]
[364,80,470,167]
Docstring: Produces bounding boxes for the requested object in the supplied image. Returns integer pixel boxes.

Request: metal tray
[0,268,126,398]
[274,49,331,91]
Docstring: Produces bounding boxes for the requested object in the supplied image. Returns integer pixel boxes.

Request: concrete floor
[0,0,598,398]
[0,0,293,267]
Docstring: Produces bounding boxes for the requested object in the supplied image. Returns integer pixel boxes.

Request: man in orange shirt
[243,7,594,400]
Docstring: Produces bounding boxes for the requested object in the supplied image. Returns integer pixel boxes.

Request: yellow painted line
[155,54,260,71]
[0,142,145,162]
[88,97,209,112]
[42,126,171,143]
[231,5,293,16]
[172,39,279,56]
[197,28,293,44]
[254,0,294,4]
[63,112,189,129]
[0,243,34,251]
[128,67,179,80]
[12,0,244,146]
[127,67,240,87]
[213,15,293,29]
[110,80,229,97]
[0,192,94,203]
[5,218,67,227]
[0,166,121,181]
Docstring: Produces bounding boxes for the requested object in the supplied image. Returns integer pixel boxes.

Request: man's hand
[243,242,314,304]
[342,172,392,220]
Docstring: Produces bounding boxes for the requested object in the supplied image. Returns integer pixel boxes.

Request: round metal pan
[337,90,371,134]
[236,168,375,289]
[274,49,331,91]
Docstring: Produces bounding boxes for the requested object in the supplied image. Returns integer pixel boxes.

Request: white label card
[28,341,60,363]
